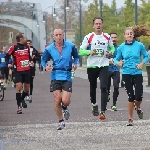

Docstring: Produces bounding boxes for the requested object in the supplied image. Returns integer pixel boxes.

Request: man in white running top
[79,17,115,120]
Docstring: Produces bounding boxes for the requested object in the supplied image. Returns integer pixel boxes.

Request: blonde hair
[124,27,134,35]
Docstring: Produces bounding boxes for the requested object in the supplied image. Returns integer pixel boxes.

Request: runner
[26,39,40,103]
[41,29,79,130]
[5,33,33,114]
[107,33,120,111]
[114,26,149,126]
[0,46,9,89]
[79,17,115,120]
[38,50,43,74]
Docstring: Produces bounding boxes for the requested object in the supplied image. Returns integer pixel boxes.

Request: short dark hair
[16,33,24,42]
[93,17,103,25]
[27,40,32,43]
[109,33,117,36]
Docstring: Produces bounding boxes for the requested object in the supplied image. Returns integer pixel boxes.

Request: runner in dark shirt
[5,33,33,114]
[26,40,40,103]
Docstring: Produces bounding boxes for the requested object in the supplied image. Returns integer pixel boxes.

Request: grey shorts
[50,80,72,92]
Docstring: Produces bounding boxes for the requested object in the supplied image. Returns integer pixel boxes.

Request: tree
[122,0,134,27]
[138,0,150,47]
[74,0,100,48]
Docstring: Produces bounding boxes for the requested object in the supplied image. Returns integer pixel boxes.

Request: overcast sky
[0,0,143,12]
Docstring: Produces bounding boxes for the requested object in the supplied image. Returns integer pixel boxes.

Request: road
[0,68,150,150]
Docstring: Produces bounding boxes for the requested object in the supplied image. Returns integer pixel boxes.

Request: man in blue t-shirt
[107,33,120,111]
[41,29,79,130]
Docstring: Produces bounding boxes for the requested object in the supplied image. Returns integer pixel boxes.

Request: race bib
[94,49,104,56]
[1,58,5,62]
[20,60,29,67]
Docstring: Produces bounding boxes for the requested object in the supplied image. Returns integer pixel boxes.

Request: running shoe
[62,106,70,120]
[92,105,99,116]
[22,100,27,108]
[29,95,32,103]
[111,105,117,111]
[99,112,106,120]
[25,96,29,101]
[12,81,15,87]
[57,121,65,130]
[17,107,22,114]
[127,118,133,126]
[137,109,143,119]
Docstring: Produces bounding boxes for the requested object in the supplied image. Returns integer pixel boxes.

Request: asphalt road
[0,69,150,150]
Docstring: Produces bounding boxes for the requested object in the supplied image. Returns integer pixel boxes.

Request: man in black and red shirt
[26,40,40,103]
[5,33,33,114]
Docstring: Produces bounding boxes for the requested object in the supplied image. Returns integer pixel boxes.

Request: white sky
[0,0,144,12]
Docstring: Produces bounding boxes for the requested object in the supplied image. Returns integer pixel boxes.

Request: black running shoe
[17,107,22,114]
[22,100,27,108]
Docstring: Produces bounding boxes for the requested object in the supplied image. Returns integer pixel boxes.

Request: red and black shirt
[6,43,31,73]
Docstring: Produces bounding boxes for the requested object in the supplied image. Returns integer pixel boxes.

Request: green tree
[122,0,134,27]
[74,0,100,48]
[138,0,150,47]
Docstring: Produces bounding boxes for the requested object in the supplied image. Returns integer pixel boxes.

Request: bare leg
[127,101,134,119]
[62,90,71,107]
[53,90,63,120]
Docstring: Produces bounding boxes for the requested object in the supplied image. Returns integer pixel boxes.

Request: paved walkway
[0,68,150,150]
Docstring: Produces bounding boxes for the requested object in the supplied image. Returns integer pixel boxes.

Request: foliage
[73,0,150,48]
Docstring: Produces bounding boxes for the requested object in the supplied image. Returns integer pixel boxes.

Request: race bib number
[1,58,5,62]
[20,60,29,67]
[94,49,104,56]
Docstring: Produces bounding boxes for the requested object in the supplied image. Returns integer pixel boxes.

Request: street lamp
[134,0,138,25]
[99,0,103,18]
[79,0,82,67]
[66,0,83,66]
[36,6,55,44]
[64,0,70,40]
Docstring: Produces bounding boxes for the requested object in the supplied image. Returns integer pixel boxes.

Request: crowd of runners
[0,16,150,130]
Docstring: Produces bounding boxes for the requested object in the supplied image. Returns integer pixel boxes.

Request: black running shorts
[51,80,72,92]
[13,71,30,84]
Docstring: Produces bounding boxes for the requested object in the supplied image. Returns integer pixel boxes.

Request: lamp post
[64,0,70,40]
[37,6,55,44]
[134,0,138,25]
[99,0,103,18]
[64,0,67,40]
[66,0,83,66]
[79,0,82,67]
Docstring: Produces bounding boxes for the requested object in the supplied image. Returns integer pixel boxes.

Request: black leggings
[87,66,108,111]
[107,71,120,106]
[30,76,34,95]
[122,74,143,102]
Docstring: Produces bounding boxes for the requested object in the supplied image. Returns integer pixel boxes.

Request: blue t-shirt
[0,53,7,68]
[114,40,149,75]
[41,41,79,81]
[109,44,120,72]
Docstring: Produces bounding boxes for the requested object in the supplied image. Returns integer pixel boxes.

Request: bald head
[53,29,63,35]
[53,29,64,45]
